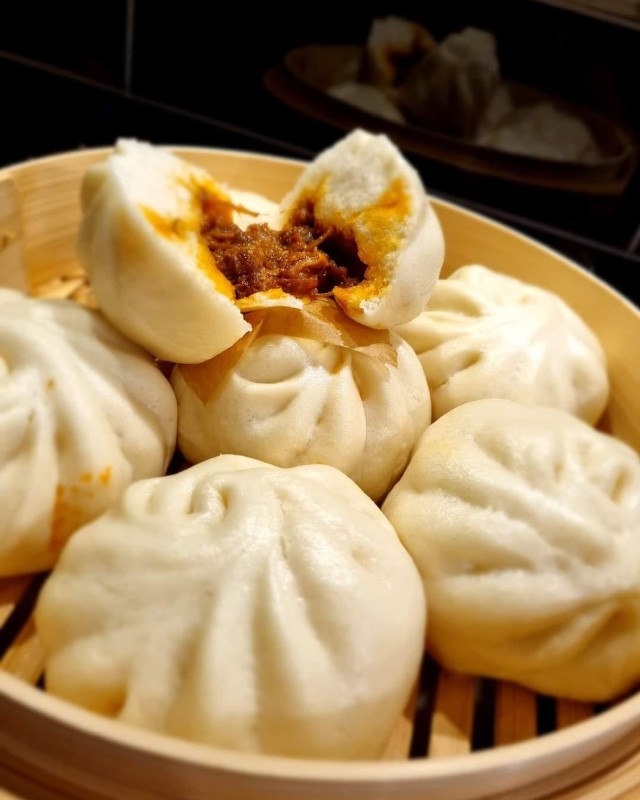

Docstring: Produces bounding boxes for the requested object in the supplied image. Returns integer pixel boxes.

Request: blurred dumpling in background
[315,17,604,167]
[475,100,602,163]
[395,27,500,138]
[391,23,602,162]
[362,15,436,90]
[383,399,640,702]
[36,455,426,759]
[171,301,431,503]
[394,265,609,424]
[0,290,177,577]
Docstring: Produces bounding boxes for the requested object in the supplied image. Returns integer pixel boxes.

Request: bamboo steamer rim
[2,142,640,799]
[3,667,640,784]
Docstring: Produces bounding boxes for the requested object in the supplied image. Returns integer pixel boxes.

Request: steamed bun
[77,139,276,363]
[36,455,426,759]
[395,265,609,423]
[279,129,445,329]
[171,301,431,502]
[383,398,640,702]
[0,290,177,576]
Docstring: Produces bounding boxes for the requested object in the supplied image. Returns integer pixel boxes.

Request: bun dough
[279,129,445,329]
[395,265,609,423]
[78,139,278,363]
[0,290,177,576]
[36,455,426,759]
[383,399,640,702]
[171,301,431,502]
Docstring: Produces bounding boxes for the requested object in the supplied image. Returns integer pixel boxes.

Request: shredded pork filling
[201,200,365,299]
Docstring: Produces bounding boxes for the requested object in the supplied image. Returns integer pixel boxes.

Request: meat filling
[201,199,365,300]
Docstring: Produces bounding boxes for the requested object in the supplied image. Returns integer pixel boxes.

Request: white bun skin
[171,302,431,502]
[36,455,426,760]
[279,129,445,329]
[395,265,609,424]
[0,290,177,577]
[77,139,273,363]
[383,399,640,702]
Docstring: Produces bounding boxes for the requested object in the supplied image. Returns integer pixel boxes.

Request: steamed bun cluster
[75,130,444,503]
[27,130,443,761]
[16,127,640,767]
[0,289,177,577]
[78,130,445,363]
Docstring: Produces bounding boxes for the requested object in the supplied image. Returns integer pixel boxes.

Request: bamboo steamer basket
[1,145,640,800]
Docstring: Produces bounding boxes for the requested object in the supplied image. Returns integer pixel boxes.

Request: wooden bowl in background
[264,44,638,196]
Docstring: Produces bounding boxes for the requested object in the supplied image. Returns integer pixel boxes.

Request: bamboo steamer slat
[1,145,640,800]
[429,671,476,757]
[0,173,26,292]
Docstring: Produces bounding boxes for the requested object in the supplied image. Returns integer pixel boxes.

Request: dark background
[2,0,639,306]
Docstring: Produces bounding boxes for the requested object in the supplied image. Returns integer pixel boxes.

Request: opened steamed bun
[395,265,609,423]
[0,290,177,577]
[383,398,640,702]
[78,131,444,363]
[171,301,431,502]
[36,455,426,759]
[78,139,281,363]
[279,129,444,329]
